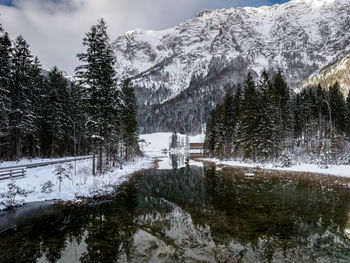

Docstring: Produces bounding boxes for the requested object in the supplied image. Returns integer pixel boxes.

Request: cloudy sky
[0,0,290,75]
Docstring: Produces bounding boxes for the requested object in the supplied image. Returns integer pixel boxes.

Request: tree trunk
[92,143,96,176]
[98,145,103,171]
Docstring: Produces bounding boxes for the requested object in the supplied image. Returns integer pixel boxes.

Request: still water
[1,155,350,262]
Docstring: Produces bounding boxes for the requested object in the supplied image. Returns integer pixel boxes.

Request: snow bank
[198,158,350,178]
[0,156,91,168]
[0,157,154,210]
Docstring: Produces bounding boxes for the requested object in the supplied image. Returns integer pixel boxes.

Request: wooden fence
[0,168,26,181]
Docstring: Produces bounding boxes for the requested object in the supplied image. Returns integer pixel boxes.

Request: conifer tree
[223,89,235,142]
[0,25,12,159]
[329,82,346,133]
[121,79,139,160]
[237,72,259,161]
[69,82,88,157]
[204,109,217,156]
[45,67,70,156]
[22,56,43,157]
[273,70,292,142]
[75,19,118,174]
[346,92,350,136]
[256,70,280,160]
[9,36,35,159]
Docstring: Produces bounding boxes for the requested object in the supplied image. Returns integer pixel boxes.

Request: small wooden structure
[189,143,204,153]
[0,168,26,181]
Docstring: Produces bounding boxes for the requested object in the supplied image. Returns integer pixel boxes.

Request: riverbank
[0,156,155,211]
[194,158,350,178]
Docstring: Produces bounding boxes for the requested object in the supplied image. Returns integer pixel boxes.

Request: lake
[0,155,350,262]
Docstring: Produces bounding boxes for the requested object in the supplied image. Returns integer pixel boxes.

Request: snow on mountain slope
[113,0,350,105]
[304,51,350,96]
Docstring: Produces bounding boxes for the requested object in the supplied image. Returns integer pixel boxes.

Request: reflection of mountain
[0,165,350,262]
[131,166,350,262]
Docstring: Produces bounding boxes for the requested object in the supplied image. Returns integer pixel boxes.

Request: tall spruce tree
[223,89,235,142]
[204,108,217,157]
[256,70,279,160]
[237,72,259,161]
[75,18,119,174]
[0,25,12,159]
[45,67,70,156]
[121,79,139,160]
[22,56,43,157]
[329,82,346,133]
[9,36,35,159]
[346,92,350,136]
[273,70,292,141]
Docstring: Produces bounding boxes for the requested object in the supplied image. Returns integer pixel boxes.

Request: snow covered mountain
[113,0,350,133]
[304,51,350,96]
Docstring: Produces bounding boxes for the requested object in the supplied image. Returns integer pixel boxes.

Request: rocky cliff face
[113,0,350,133]
[304,51,350,96]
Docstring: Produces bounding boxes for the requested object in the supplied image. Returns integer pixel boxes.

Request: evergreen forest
[204,70,350,167]
[0,19,140,172]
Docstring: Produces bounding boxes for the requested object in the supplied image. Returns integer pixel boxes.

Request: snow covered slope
[114,0,350,104]
[304,51,350,96]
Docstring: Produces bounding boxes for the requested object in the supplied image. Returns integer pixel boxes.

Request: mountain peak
[289,0,337,5]
[113,0,350,108]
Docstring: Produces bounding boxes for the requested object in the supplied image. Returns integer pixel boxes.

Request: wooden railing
[0,168,26,181]
[0,155,92,181]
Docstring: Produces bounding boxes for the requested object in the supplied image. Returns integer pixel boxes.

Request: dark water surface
[1,159,350,262]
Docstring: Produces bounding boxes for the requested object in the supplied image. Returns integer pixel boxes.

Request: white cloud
[0,0,277,75]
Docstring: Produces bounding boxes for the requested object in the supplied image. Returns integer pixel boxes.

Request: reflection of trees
[137,167,207,208]
[80,179,139,262]
[201,165,350,258]
[1,165,350,262]
[0,179,140,263]
[0,206,88,263]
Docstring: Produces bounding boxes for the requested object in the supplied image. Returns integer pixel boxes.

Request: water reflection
[1,164,350,262]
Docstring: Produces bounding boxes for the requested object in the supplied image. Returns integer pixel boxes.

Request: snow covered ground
[0,156,91,168]
[0,132,204,211]
[140,132,204,156]
[196,158,350,178]
[0,156,154,210]
[140,132,205,170]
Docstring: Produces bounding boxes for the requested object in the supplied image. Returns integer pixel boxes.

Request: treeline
[0,19,140,169]
[204,69,350,166]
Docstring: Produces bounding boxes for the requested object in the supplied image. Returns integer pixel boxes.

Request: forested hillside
[204,70,350,166]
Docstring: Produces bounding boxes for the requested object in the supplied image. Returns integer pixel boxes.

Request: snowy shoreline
[0,156,155,211]
[195,158,350,178]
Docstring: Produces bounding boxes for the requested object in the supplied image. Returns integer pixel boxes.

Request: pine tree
[121,79,139,160]
[214,104,225,159]
[0,25,12,159]
[256,70,280,160]
[22,56,43,157]
[69,82,88,157]
[329,82,346,133]
[9,36,35,159]
[223,89,235,141]
[204,109,217,156]
[272,70,292,143]
[346,92,350,136]
[45,67,70,156]
[75,18,119,173]
[237,72,259,161]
